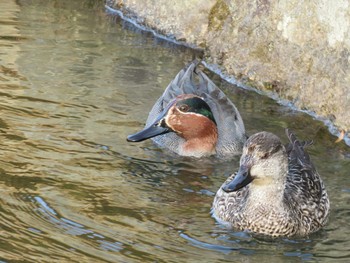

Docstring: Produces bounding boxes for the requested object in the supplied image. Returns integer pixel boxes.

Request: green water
[0,0,349,262]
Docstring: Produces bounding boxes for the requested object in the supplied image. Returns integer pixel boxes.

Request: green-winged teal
[127,61,246,158]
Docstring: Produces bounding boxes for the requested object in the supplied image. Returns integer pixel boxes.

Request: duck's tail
[285,129,314,171]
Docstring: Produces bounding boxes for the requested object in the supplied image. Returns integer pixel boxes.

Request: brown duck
[212,130,330,237]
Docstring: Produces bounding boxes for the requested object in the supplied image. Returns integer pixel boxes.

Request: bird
[212,129,330,237]
[127,60,246,158]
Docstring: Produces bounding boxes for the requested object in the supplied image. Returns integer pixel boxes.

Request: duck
[127,60,246,158]
[211,129,330,237]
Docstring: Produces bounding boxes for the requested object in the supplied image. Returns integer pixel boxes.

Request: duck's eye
[260,152,269,159]
[178,104,189,112]
[248,145,255,152]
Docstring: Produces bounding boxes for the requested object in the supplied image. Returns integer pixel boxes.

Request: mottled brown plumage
[212,130,330,237]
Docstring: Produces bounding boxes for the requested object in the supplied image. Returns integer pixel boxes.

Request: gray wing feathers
[284,129,329,231]
[146,61,199,126]
[198,71,245,156]
[285,129,314,171]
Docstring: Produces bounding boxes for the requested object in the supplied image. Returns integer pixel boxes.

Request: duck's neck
[248,153,288,207]
[180,125,218,157]
[246,172,288,211]
[251,180,285,203]
[181,137,216,157]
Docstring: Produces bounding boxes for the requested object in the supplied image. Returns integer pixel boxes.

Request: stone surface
[109,0,350,135]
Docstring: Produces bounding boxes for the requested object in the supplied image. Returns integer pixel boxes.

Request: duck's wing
[284,129,329,230]
[198,71,246,157]
[145,60,200,126]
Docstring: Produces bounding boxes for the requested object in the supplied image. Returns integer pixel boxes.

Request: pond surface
[0,0,350,262]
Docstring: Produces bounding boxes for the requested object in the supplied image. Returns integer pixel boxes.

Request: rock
[108,0,350,139]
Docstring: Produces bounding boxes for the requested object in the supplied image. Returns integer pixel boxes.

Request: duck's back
[283,130,330,236]
[146,61,246,157]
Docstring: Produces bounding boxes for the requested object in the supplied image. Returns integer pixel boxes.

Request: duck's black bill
[127,100,177,142]
[222,165,253,192]
[127,125,170,142]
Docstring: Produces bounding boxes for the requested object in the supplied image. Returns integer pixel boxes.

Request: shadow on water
[179,230,322,261]
[0,0,349,262]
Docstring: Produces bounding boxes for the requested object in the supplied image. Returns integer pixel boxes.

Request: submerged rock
[108,0,350,141]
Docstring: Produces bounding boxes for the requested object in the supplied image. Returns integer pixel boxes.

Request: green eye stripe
[177,97,216,125]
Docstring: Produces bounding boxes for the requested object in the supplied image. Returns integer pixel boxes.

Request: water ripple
[0,0,349,262]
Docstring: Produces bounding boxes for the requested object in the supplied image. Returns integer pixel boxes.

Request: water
[0,0,349,262]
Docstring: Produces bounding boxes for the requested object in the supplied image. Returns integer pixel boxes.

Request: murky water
[0,0,349,262]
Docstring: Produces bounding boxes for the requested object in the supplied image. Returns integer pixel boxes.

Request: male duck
[127,61,246,158]
[212,130,330,237]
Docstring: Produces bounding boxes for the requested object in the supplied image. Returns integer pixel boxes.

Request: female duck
[127,61,246,158]
[212,130,330,237]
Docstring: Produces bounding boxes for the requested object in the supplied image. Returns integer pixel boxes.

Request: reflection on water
[0,0,349,262]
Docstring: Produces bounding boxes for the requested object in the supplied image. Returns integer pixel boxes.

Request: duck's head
[222,132,287,192]
[127,94,218,147]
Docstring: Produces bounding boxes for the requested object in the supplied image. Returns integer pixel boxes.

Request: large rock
[109,0,350,137]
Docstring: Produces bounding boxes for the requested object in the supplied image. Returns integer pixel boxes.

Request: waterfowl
[212,130,330,237]
[127,61,246,158]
